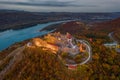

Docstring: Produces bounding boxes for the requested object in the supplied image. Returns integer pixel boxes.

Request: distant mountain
[101,17,120,26]
[0,10,120,32]
[55,21,86,34]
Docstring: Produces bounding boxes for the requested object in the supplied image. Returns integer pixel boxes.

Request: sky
[0,0,120,12]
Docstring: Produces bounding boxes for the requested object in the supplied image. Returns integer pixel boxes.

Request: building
[66,32,72,39]
[32,38,59,53]
[68,65,77,70]
[46,43,59,53]
[32,38,47,47]
[104,43,117,48]
[79,44,86,53]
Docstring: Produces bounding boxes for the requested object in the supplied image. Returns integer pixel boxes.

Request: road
[65,39,92,66]
[108,32,120,53]
[108,32,118,43]
[77,40,92,65]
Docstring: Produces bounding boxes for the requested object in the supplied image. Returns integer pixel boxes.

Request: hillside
[114,29,120,43]
[0,11,61,31]
[93,17,120,32]
[0,47,70,80]
[41,21,87,35]
[55,21,86,34]
[93,17,120,42]
[0,38,92,80]
[0,33,91,80]
[0,32,120,80]
[0,18,120,80]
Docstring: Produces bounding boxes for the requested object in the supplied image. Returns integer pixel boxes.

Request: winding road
[108,32,118,43]
[108,32,120,53]
[79,40,92,65]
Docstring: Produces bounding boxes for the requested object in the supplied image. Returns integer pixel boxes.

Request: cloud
[0,0,120,12]
[0,0,97,7]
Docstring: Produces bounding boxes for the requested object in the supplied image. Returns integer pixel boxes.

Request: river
[0,20,70,51]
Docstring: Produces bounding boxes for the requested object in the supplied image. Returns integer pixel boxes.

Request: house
[66,32,72,39]
[68,65,77,70]
[66,33,72,43]
[66,33,76,49]
[46,43,59,53]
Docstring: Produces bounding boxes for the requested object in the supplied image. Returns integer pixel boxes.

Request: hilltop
[0,32,92,80]
[27,32,91,65]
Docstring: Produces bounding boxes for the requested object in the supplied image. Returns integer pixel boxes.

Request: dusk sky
[0,0,120,12]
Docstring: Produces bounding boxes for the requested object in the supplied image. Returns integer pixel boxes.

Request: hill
[0,11,61,31]
[0,47,69,80]
[93,17,120,32]
[41,21,86,35]
[0,42,91,80]
[0,18,120,80]
[0,32,120,80]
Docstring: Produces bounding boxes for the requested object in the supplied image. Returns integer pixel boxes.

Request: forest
[0,19,120,80]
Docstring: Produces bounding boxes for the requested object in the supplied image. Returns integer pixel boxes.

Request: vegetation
[89,40,120,80]
[74,54,82,63]
[0,39,29,60]
[2,43,119,80]
[114,30,120,43]
[61,52,68,58]
[53,20,120,79]
[2,47,70,80]
[0,19,120,79]
[0,56,13,72]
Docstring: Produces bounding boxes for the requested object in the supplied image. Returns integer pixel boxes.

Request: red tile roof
[68,65,77,70]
